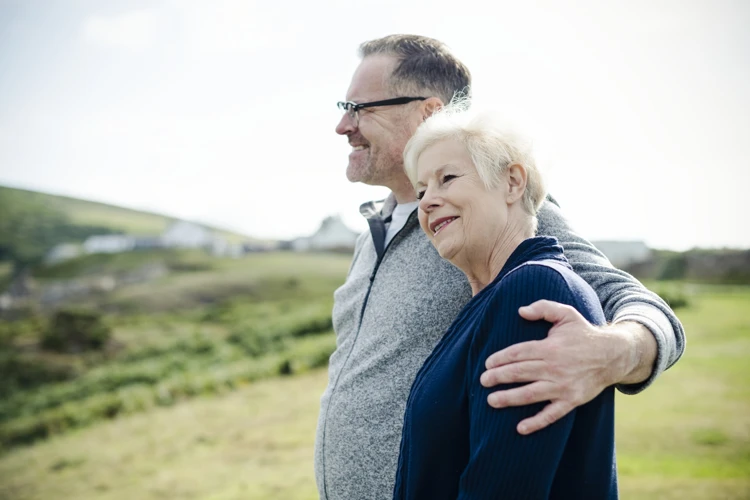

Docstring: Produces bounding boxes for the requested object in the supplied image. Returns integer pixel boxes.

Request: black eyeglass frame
[337,96,427,123]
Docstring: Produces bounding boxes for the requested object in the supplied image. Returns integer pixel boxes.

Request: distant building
[291,236,312,252]
[133,236,164,250]
[44,243,82,265]
[592,240,652,268]
[294,215,359,252]
[83,235,135,254]
[209,236,245,258]
[161,221,215,249]
[244,241,279,252]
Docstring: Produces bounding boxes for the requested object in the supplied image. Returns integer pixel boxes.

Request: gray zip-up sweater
[314,195,685,500]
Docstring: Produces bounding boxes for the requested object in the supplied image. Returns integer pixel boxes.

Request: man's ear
[506,163,528,204]
[422,97,444,121]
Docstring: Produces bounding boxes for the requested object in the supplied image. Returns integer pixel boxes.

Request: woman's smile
[431,216,460,236]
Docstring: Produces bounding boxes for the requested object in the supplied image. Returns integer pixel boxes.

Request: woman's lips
[431,216,458,235]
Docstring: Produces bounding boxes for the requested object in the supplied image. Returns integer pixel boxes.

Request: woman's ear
[506,163,528,204]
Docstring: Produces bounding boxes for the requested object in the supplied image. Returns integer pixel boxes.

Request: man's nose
[335,113,356,136]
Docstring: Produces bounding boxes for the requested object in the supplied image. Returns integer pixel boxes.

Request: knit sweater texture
[314,195,685,500]
[392,237,617,500]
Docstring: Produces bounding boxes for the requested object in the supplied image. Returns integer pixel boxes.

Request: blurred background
[0,0,748,499]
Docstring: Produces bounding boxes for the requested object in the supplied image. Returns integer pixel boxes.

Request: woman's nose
[419,187,442,213]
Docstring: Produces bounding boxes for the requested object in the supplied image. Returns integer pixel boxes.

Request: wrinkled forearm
[611,303,673,392]
[605,319,658,387]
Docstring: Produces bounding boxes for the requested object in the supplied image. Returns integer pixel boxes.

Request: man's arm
[480,198,686,434]
[537,199,685,388]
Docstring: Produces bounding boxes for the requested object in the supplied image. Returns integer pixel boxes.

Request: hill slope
[0,184,271,284]
[0,185,255,244]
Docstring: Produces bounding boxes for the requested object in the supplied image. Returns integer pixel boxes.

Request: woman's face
[415,138,510,264]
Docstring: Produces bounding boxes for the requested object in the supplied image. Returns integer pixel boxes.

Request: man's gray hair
[404,97,547,228]
[358,34,471,105]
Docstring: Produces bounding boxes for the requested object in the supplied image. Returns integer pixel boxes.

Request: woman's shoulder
[496,258,577,291]
[489,259,605,324]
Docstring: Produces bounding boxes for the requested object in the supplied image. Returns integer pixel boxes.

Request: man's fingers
[516,400,574,435]
[518,299,578,324]
[480,360,548,387]
[487,381,553,408]
[484,340,543,369]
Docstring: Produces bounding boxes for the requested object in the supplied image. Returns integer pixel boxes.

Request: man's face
[335,55,422,189]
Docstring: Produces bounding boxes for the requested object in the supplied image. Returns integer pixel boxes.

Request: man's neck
[389,178,418,205]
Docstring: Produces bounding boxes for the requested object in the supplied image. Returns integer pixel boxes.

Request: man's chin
[346,163,371,184]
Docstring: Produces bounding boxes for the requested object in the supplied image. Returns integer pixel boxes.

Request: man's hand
[480,299,656,435]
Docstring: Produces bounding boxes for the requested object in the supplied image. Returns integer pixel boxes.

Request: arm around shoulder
[536,199,686,392]
[459,264,596,497]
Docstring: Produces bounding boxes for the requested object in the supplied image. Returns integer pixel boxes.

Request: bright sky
[1,0,748,250]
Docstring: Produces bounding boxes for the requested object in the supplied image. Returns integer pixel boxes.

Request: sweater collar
[359,193,399,221]
[491,236,569,286]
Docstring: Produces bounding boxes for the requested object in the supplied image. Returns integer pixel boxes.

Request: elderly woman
[392,104,618,499]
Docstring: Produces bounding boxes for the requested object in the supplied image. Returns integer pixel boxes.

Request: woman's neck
[457,220,532,296]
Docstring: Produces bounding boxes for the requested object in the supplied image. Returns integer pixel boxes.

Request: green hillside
[0,251,352,450]
[0,184,256,244]
[0,185,262,279]
[2,186,176,236]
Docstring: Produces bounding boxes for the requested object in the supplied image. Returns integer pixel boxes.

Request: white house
[161,221,215,249]
[209,236,245,258]
[295,215,359,252]
[83,235,135,254]
[291,236,312,252]
[592,240,652,268]
[44,243,82,264]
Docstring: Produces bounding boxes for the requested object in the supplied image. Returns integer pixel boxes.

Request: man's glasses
[337,97,427,127]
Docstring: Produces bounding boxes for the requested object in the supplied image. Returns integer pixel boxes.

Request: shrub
[227,302,332,357]
[654,285,691,310]
[0,333,337,450]
[41,309,111,353]
[0,352,78,398]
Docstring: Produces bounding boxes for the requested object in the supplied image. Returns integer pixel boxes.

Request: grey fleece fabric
[314,195,685,500]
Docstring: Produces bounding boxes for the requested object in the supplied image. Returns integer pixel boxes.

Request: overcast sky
[1,0,748,250]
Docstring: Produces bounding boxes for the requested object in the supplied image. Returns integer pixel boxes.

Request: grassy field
[0,277,748,498]
[0,252,352,450]
[615,286,750,498]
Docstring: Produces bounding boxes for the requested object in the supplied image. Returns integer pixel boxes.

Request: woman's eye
[443,174,457,183]
[416,190,425,200]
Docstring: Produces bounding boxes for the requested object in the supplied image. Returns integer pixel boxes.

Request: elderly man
[314,34,685,500]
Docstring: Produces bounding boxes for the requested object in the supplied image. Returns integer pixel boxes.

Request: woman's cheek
[418,212,430,237]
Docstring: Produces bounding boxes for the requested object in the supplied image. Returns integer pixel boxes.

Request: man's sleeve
[536,198,686,394]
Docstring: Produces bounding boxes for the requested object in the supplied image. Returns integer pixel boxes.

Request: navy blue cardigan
[393,237,618,499]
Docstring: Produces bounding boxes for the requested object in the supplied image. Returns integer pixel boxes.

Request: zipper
[320,211,417,499]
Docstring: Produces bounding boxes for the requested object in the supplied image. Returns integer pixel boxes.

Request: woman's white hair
[404,96,546,223]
